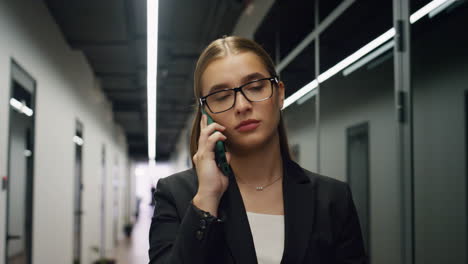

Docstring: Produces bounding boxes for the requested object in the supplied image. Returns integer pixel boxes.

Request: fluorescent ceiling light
[296,89,317,105]
[428,0,458,18]
[147,0,159,160]
[318,28,395,84]
[283,28,394,109]
[410,0,454,23]
[343,40,395,76]
[283,80,318,109]
[73,135,84,146]
[10,98,22,111]
[283,0,455,109]
[10,98,34,117]
[22,107,33,117]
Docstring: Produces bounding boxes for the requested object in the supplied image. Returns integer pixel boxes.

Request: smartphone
[201,109,233,177]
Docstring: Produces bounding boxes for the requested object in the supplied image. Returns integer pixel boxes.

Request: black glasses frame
[199,76,279,114]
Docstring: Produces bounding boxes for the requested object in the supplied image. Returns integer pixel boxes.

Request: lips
[235,119,260,132]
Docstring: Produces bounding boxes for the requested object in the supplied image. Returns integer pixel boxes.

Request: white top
[246,211,285,264]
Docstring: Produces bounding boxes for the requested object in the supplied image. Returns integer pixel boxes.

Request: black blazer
[149,159,368,263]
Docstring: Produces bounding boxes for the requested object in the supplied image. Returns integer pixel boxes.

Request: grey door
[346,122,370,254]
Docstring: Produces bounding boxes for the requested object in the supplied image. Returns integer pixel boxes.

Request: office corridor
[1,0,468,263]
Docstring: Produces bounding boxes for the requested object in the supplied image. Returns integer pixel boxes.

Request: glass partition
[410,1,468,263]
[318,1,396,262]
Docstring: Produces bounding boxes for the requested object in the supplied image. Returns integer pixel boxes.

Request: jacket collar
[219,159,317,263]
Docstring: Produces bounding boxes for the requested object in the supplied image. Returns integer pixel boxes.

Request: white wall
[169,113,194,174]
[0,1,131,263]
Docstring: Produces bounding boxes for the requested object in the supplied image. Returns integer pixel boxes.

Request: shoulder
[156,168,198,202]
[158,168,197,188]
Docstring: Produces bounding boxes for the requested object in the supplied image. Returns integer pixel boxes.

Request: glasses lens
[206,90,235,113]
[204,79,275,113]
[243,79,272,101]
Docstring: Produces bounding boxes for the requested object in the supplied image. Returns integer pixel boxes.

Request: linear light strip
[147,0,159,160]
[410,0,455,23]
[73,135,84,146]
[428,0,458,18]
[282,0,453,110]
[297,89,317,105]
[10,98,34,117]
[318,28,395,84]
[283,80,318,109]
[10,98,22,110]
[343,40,395,76]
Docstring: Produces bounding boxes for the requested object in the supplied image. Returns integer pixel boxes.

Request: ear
[277,81,285,109]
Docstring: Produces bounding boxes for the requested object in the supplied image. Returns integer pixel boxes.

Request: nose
[234,92,252,114]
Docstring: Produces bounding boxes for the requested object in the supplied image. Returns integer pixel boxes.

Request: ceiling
[44,0,244,161]
[44,0,450,161]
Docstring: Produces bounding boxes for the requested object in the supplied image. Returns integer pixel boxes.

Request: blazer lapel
[281,160,317,264]
[220,175,258,264]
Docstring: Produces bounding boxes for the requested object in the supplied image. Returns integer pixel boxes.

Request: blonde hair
[189,36,291,166]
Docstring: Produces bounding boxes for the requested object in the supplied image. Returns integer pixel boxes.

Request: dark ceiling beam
[95,72,138,78]
[122,0,140,80]
[68,35,150,49]
[127,131,145,137]
[127,141,146,146]
[169,53,200,60]
[113,102,142,112]
[69,40,130,49]
[103,87,143,92]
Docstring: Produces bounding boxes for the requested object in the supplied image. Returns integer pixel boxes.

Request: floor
[114,204,153,264]
[8,252,26,264]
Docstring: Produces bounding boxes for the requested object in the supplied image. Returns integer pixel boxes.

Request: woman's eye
[248,85,264,92]
[215,93,231,101]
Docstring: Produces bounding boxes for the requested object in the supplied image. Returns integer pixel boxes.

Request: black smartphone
[201,109,233,177]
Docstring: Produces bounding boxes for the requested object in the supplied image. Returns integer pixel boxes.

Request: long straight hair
[189,36,291,167]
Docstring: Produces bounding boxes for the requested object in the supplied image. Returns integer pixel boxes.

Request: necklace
[236,175,283,191]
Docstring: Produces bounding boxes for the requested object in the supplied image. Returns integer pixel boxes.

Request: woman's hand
[192,114,231,216]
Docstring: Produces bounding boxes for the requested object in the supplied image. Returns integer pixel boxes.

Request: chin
[228,129,276,153]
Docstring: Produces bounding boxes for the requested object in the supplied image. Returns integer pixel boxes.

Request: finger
[200,123,226,140]
[202,132,227,154]
[200,114,207,129]
[198,124,226,150]
[225,151,231,164]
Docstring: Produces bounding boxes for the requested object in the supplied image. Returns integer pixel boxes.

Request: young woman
[148,36,367,264]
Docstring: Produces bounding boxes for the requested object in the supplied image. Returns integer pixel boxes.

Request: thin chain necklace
[236,175,283,191]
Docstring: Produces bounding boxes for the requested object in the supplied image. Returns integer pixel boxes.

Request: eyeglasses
[199,77,279,114]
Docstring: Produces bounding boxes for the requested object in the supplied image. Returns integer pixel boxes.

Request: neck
[229,133,283,186]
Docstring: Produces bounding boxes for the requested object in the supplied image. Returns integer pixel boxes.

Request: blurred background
[0,0,466,263]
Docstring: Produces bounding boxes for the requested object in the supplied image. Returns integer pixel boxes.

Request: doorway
[5,61,36,264]
[346,122,370,254]
[73,121,84,264]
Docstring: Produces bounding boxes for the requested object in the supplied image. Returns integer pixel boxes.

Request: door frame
[5,59,36,264]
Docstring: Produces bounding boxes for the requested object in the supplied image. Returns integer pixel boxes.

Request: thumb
[225,152,231,164]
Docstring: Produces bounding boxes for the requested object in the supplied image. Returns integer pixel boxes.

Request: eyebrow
[207,72,267,94]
